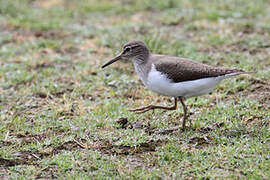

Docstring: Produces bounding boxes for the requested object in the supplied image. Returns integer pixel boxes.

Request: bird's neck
[132,55,152,87]
[132,51,150,65]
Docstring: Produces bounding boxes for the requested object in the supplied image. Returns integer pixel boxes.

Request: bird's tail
[216,70,255,80]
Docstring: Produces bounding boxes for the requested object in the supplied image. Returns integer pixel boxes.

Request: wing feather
[153,55,244,83]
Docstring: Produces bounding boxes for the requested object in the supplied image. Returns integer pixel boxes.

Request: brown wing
[153,55,244,83]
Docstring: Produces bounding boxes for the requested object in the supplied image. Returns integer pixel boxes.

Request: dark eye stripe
[123,46,131,53]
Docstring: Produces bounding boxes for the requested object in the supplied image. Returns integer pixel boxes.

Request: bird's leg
[179,97,188,130]
[128,105,154,112]
[129,97,178,113]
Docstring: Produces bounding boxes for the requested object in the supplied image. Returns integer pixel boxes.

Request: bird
[102,40,252,130]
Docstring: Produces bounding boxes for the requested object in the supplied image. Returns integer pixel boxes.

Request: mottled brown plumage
[151,55,245,83]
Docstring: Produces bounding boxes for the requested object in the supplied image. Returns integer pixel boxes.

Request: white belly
[146,65,223,98]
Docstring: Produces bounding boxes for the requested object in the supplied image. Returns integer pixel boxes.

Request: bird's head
[102,40,150,68]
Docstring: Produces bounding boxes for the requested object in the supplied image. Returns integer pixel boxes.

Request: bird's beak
[102,53,122,68]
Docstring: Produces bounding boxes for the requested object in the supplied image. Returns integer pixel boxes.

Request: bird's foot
[128,105,153,113]
[129,105,177,114]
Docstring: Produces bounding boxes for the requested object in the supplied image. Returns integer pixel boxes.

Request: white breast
[133,61,149,86]
[146,64,224,98]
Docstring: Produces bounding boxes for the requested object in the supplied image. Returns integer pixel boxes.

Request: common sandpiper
[102,40,252,130]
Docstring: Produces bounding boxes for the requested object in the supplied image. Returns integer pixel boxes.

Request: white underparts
[145,64,228,98]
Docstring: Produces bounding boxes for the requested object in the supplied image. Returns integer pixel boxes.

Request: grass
[0,0,270,179]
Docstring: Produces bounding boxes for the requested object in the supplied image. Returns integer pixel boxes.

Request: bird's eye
[124,47,131,52]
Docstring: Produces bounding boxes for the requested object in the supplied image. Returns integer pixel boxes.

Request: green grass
[0,0,270,179]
